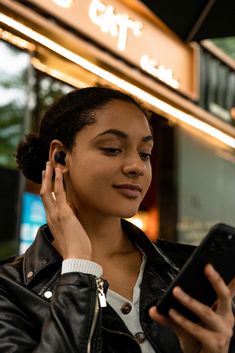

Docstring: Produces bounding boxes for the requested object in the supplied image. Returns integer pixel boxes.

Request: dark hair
[16,86,147,184]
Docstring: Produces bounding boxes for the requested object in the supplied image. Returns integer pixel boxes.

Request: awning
[140,0,235,42]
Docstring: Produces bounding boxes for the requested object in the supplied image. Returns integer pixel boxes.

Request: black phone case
[156,223,235,322]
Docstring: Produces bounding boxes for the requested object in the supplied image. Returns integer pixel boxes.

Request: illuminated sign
[77,0,178,88]
[89,0,143,51]
[140,54,179,89]
[88,0,179,88]
[26,0,197,97]
[89,0,179,88]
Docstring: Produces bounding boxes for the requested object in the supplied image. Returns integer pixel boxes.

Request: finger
[204,264,232,314]
[168,307,212,343]
[172,286,221,330]
[149,306,175,327]
[53,167,67,205]
[169,305,233,353]
[40,162,55,211]
[168,307,199,331]
[40,162,53,193]
[53,168,77,221]
[148,306,187,335]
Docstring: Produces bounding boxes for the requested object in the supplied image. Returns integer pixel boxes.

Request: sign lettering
[89,0,143,51]
[140,54,180,89]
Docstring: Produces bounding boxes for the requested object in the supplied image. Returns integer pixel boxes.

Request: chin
[101,200,141,219]
[117,208,139,219]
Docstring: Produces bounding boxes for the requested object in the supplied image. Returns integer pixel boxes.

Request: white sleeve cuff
[61,258,103,277]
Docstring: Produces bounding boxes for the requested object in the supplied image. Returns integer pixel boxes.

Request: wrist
[64,254,92,261]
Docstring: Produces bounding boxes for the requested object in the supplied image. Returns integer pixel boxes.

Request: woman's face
[65,99,153,219]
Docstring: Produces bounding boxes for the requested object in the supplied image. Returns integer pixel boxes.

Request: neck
[78,213,134,260]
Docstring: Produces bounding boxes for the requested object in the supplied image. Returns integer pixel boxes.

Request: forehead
[93,99,151,134]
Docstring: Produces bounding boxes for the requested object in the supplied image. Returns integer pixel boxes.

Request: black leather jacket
[0,220,234,353]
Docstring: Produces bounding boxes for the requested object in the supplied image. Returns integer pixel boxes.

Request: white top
[106,254,155,353]
[62,256,155,352]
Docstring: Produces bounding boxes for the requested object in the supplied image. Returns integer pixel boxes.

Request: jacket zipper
[87,278,107,353]
[96,278,107,308]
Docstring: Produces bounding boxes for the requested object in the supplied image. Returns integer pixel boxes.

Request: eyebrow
[93,129,153,143]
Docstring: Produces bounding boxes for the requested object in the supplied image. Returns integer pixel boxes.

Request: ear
[49,139,68,172]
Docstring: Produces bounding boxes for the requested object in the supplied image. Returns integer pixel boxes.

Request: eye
[100,147,122,156]
[139,152,151,161]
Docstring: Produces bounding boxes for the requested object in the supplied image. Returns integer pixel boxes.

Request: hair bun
[16,133,48,184]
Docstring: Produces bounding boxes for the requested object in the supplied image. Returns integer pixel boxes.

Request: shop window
[0,40,30,169]
[0,40,30,258]
[176,125,235,244]
[199,48,235,125]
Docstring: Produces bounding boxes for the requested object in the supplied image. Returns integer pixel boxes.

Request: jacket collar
[121,219,179,270]
[23,224,62,285]
[23,219,173,286]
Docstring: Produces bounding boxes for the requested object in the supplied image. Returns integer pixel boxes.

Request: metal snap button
[135,331,146,343]
[120,302,132,314]
[26,271,33,279]
[44,290,53,299]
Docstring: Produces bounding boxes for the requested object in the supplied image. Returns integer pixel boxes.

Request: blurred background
[0,0,235,258]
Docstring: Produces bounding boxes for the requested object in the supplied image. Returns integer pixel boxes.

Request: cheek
[141,169,152,198]
[74,163,109,189]
[145,167,152,187]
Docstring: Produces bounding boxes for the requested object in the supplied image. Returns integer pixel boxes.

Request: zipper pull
[96,278,107,307]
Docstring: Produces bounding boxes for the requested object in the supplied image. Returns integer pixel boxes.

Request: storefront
[0,0,235,254]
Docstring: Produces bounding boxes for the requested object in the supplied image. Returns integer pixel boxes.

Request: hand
[149,265,235,353]
[40,161,92,260]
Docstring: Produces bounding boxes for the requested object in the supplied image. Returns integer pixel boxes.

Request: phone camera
[209,235,233,252]
[217,234,234,252]
[209,242,216,251]
[227,234,233,241]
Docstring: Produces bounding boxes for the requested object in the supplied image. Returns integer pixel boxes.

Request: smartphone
[156,223,235,322]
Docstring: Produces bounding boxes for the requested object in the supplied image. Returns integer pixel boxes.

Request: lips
[113,184,142,198]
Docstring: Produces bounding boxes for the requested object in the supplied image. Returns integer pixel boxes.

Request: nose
[122,159,146,177]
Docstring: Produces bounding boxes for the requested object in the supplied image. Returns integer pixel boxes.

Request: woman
[0,86,234,353]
